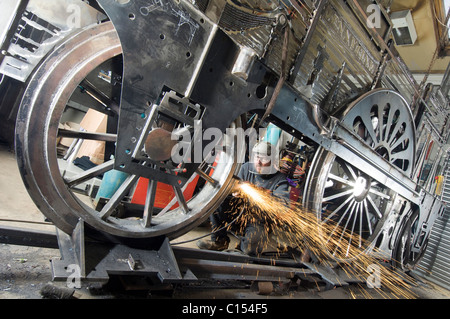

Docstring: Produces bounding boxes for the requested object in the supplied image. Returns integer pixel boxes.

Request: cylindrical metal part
[231,46,256,81]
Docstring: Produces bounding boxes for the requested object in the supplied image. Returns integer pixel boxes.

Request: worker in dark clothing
[197,141,290,256]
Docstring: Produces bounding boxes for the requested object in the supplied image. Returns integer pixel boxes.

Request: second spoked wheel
[304,89,416,262]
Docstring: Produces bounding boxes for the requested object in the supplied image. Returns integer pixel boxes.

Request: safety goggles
[255,154,272,164]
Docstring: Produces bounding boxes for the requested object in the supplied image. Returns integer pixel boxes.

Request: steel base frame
[0,222,372,292]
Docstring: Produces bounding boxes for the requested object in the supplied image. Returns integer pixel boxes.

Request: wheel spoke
[155,172,200,218]
[358,202,363,248]
[360,112,378,145]
[388,122,404,147]
[368,184,390,199]
[390,149,412,162]
[327,200,355,243]
[328,173,353,186]
[366,194,383,219]
[64,159,115,186]
[99,174,139,220]
[384,105,396,143]
[173,185,189,214]
[377,105,385,142]
[142,179,157,228]
[323,188,354,202]
[322,194,354,224]
[390,132,409,150]
[346,202,360,254]
[363,199,373,236]
[332,201,357,256]
[195,167,219,187]
[336,158,358,181]
[79,79,120,115]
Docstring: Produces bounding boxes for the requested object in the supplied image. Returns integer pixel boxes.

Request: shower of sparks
[231,182,418,299]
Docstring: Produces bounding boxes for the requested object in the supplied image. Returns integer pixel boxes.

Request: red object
[289,186,302,203]
[131,176,200,209]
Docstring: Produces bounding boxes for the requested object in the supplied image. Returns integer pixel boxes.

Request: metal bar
[80,79,120,114]
[173,185,190,214]
[179,258,304,281]
[195,168,218,187]
[57,129,117,142]
[172,246,305,268]
[99,174,140,220]
[64,159,114,187]
[142,179,157,228]
[289,0,328,84]
[0,224,58,249]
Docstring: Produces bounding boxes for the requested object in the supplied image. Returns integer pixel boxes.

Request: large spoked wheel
[304,89,416,262]
[340,89,416,177]
[15,22,244,239]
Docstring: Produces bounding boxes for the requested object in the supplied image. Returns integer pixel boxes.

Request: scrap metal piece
[302,262,350,288]
[127,253,137,270]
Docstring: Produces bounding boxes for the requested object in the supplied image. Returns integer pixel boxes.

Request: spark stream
[234,182,418,299]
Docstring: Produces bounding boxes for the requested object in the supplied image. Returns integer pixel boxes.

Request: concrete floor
[1,143,450,300]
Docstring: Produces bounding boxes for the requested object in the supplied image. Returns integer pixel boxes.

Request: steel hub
[144,128,178,162]
[352,175,372,202]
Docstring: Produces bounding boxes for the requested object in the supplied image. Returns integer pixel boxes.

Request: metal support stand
[0,221,364,293]
[50,220,196,284]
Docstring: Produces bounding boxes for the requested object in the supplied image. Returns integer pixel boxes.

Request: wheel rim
[304,90,415,261]
[395,211,424,270]
[16,22,244,239]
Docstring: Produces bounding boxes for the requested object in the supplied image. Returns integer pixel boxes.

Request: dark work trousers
[210,195,270,256]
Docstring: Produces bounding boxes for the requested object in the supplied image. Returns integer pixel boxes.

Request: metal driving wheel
[340,89,416,177]
[304,89,416,261]
[15,22,244,239]
[392,209,426,271]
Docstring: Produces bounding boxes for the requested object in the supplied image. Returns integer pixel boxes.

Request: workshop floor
[1,143,450,300]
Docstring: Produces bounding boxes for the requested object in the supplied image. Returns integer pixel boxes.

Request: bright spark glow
[353,176,368,198]
[233,182,419,299]
[239,183,266,203]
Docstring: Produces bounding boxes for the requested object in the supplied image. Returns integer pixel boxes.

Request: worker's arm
[272,179,290,204]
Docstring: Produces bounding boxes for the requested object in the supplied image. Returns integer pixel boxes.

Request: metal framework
[1,0,449,282]
[0,221,375,292]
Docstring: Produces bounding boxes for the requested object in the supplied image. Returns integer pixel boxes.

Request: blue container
[94,169,130,205]
[265,123,282,145]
